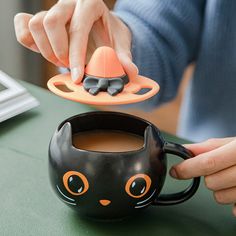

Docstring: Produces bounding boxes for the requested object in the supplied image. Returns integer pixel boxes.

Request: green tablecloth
[0,82,235,235]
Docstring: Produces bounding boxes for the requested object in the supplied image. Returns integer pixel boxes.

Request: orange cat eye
[125,174,152,198]
[63,171,89,196]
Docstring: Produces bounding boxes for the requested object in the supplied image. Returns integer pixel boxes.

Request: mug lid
[47,47,160,105]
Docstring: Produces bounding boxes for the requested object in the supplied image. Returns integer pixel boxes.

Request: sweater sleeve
[114,0,205,106]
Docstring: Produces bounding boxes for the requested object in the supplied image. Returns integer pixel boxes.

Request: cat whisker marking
[59,198,77,206]
[137,189,156,205]
[56,185,75,202]
[135,202,152,209]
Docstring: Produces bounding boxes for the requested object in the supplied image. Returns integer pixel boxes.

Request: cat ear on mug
[55,122,73,147]
[144,125,156,149]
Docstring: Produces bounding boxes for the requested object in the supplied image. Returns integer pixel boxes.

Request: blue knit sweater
[114,0,236,142]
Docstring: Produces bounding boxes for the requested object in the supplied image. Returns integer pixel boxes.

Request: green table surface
[0,82,235,236]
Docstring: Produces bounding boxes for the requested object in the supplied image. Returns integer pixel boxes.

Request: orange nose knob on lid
[99,199,111,206]
[85,46,125,78]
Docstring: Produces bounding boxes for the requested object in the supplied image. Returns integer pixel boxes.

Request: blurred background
[0,0,193,135]
[0,1,42,85]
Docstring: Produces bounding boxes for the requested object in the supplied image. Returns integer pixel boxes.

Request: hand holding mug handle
[153,142,201,205]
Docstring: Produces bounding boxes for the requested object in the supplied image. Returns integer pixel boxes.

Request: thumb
[184,137,235,156]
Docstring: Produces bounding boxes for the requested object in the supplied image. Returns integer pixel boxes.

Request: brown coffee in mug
[73,130,144,152]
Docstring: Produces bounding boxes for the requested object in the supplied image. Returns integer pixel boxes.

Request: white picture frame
[0,70,39,122]
[0,71,27,102]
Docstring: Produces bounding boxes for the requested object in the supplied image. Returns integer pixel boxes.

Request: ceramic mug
[49,111,200,220]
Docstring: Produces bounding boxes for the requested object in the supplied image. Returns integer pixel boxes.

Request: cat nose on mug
[99,199,111,206]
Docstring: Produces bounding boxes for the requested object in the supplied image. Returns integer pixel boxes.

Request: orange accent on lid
[47,73,160,105]
[47,46,160,105]
[85,46,125,78]
[99,199,111,206]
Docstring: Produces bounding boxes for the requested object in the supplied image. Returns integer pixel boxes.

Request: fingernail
[30,44,40,53]
[55,61,66,67]
[71,68,81,82]
[183,144,190,148]
[183,143,193,146]
[132,62,139,74]
[170,168,178,179]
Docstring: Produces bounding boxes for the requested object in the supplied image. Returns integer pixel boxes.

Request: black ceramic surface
[49,111,200,220]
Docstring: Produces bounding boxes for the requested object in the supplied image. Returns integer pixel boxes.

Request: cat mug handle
[153,142,201,205]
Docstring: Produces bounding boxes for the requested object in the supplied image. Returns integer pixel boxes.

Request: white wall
[0,1,42,84]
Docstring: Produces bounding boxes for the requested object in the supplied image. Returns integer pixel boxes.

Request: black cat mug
[49,111,200,220]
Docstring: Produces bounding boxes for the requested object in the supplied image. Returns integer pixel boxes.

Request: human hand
[170,137,236,217]
[14,0,137,83]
